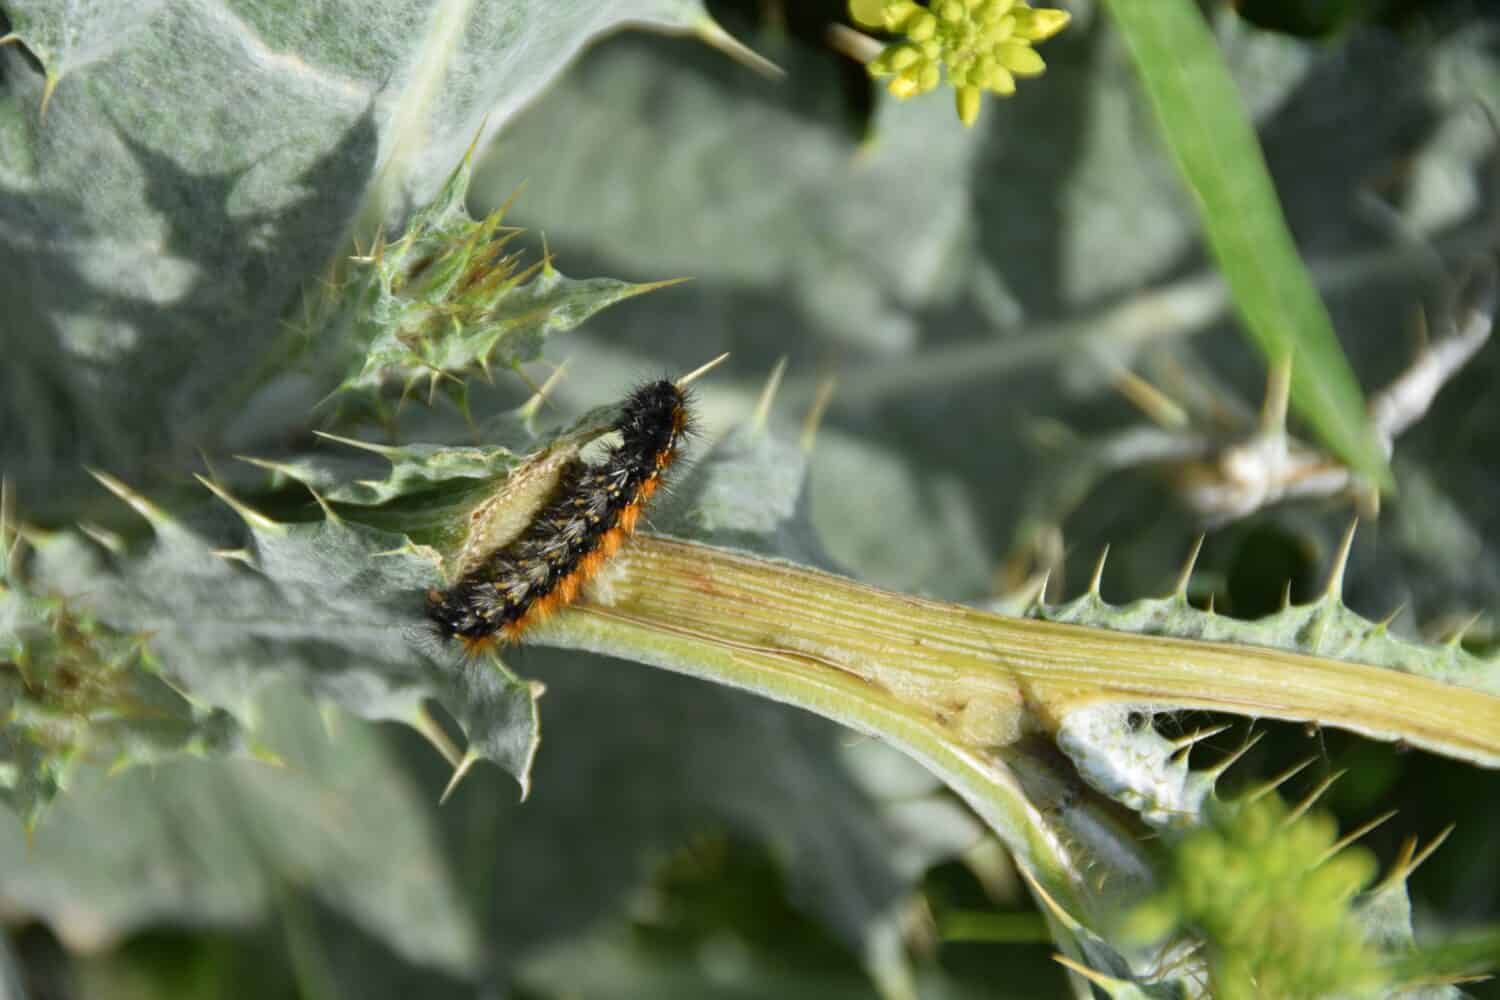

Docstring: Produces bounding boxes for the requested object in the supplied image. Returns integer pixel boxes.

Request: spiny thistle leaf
[1036,580,1500,700]
[14,396,984,973]
[23,473,544,803]
[1027,544,1498,994]
[1037,539,1498,827]
[653,422,828,564]
[270,438,523,508]
[0,0,720,507]
[310,149,679,415]
[1,504,241,829]
[18,399,640,812]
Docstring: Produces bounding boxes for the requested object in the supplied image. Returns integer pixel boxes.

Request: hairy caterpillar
[425,379,693,655]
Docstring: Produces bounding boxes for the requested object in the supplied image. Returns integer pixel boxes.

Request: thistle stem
[539,535,1500,914]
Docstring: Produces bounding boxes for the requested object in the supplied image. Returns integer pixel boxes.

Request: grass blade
[1102,0,1392,488]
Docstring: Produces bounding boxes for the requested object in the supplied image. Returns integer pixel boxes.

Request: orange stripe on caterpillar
[426,379,692,651]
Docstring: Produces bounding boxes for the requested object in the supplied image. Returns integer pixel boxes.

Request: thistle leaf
[0,0,716,508]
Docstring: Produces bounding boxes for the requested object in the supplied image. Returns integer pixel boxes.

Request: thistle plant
[1,0,1497,997]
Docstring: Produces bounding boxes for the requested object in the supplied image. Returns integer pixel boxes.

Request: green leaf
[16,383,692,814]
[25,471,544,798]
[0,494,243,828]
[1100,0,1392,488]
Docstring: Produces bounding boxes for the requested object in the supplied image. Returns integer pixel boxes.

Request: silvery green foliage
[0,0,720,835]
[0,521,242,828]
[0,0,711,510]
[7,365,985,993]
[19,444,543,797]
[5,405,986,995]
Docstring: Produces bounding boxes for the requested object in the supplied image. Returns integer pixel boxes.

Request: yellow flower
[853,0,1070,126]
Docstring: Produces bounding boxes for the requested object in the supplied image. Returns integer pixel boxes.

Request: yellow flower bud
[982,15,1015,44]
[854,0,1067,126]
[889,68,921,98]
[979,1,1009,26]
[884,0,922,31]
[1013,6,1070,41]
[848,0,888,29]
[996,40,1045,77]
[887,43,922,70]
[956,85,982,126]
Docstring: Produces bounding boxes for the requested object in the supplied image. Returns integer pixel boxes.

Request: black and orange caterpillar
[425,379,692,655]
